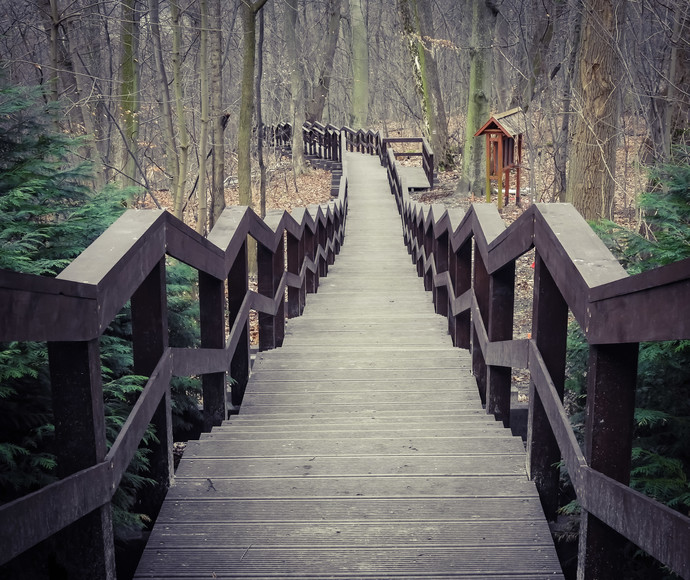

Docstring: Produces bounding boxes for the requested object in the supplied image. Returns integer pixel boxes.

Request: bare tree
[238,0,270,208]
[566,0,626,221]
[459,0,497,199]
[306,0,342,123]
[398,0,450,166]
[285,0,306,176]
[349,0,369,127]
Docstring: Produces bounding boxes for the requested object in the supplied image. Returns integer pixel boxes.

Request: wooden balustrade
[385,162,690,580]
[0,140,349,576]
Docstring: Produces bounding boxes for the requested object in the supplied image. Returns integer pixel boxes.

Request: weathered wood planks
[134,152,563,579]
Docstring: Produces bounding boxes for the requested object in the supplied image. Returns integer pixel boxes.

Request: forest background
[1,0,689,578]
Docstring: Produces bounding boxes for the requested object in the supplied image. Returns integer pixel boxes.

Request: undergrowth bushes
[0,81,202,546]
[561,147,690,576]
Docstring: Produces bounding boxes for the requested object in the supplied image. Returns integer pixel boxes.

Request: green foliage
[630,448,690,512]
[592,147,690,274]
[0,83,131,275]
[565,149,690,537]
[0,342,55,498]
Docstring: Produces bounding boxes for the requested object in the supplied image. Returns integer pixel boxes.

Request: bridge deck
[134,153,564,579]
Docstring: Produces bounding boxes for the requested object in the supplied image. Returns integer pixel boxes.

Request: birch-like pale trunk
[171,0,190,218]
[198,0,210,235]
[350,0,369,127]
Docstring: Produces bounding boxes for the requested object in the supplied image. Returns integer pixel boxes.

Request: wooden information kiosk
[474,107,525,208]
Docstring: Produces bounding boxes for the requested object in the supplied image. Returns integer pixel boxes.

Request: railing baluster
[287,231,304,317]
[433,230,449,315]
[526,252,568,521]
[318,215,328,278]
[452,240,472,349]
[578,342,639,578]
[258,233,285,350]
[228,240,250,406]
[472,240,489,404]
[47,339,116,580]
[199,271,227,429]
[131,258,174,509]
[486,262,515,426]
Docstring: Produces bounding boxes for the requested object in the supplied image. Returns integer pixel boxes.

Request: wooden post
[452,240,472,349]
[131,258,173,512]
[228,239,250,406]
[48,339,116,580]
[434,231,449,317]
[486,262,515,426]
[485,133,491,202]
[318,218,328,277]
[472,240,489,404]
[516,135,522,206]
[526,252,568,520]
[497,136,504,210]
[199,271,227,430]
[258,233,285,351]
[287,231,305,317]
[578,343,639,579]
[423,222,433,292]
[326,213,335,265]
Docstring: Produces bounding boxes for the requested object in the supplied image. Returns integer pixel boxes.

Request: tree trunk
[238,0,270,208]
[120,0,141,187]
[350,0,369,127]
[285,0,306,176]
[459,0,497,199]
[209,0,226,228]
[306,0,342,123]
[149,0,180,201]
[398,0,450,168]
[566,0,626,221]
[171,0,190,218]
[198,0,210,235]
[256,8,267,218]
[553,0,582,201]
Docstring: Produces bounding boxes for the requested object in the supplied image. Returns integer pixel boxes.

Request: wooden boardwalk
[134,153,564,579]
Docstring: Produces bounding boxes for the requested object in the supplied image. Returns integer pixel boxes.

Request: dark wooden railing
[0,138,349,577]
[386,163,690,579]
[257,121,292,149]
[265,122,434,190]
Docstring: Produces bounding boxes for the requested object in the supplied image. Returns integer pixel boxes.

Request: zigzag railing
[386,162,690,579]
[265,122,434,188]
[0,146,349,577]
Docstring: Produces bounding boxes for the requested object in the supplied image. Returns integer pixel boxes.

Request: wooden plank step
[165,474,538,499]
[183,436,526,458]
[155,496,550,523]
[135,547,563,579]
[173,454,530,478]
[135,151,563,579]
[143,519,553,547]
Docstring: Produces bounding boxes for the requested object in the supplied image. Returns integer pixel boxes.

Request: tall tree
[285,0,306,176]
[171,0,191,218]
[256,6,268,218]
[350,0,369,127]
[459,0,497,199]
[306,0,342,123]
[398,0,450,167]
[149,0,180,204]
[209,0,227,227]
[197,0,210,234]
[238,0,270,208]
[566,0,626,221]
[119,0,141,187]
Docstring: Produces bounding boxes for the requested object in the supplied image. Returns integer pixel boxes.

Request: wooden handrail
[385,159,690,579]
[0,152,349,573]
